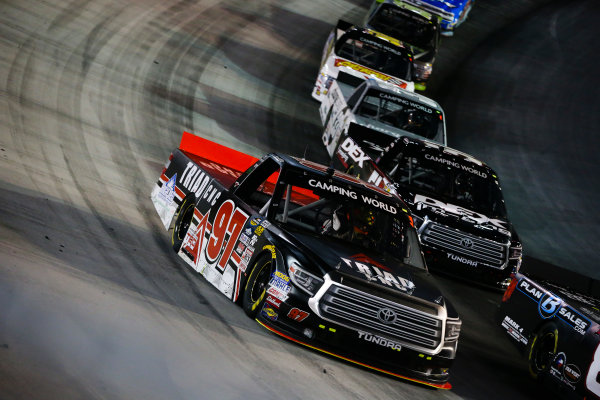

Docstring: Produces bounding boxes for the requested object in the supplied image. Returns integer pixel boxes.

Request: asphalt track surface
[1,0,597,399]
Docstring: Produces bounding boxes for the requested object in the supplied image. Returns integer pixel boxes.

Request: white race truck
[320,78,447,157]
[312,20,415,102]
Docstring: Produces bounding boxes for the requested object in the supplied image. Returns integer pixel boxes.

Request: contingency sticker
[151,173,179,228]
[501,315,528,346]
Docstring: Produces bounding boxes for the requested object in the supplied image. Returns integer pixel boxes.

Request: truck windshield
[356,89,443,140]
[367,4,437,51]
[337,36,412,80]
[273,169,426,270]
[387,154,508,219]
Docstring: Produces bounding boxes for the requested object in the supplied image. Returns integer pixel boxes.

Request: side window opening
[234,158,281,213]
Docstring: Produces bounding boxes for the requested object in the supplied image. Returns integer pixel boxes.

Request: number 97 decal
[183,199,249,272]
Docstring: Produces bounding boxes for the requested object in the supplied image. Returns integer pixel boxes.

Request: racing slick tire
[242,254,274,319]
[527,322,558,379]
[171,196,195,252]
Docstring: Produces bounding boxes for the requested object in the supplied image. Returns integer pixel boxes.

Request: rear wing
[179,131,258,175]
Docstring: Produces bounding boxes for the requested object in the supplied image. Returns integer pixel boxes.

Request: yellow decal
[263,245,276,259]
[334,59,408,89]
[274,271,290,282]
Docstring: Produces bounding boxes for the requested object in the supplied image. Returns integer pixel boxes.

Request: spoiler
[179,131,259,173]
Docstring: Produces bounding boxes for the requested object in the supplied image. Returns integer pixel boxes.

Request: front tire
[528,322,558,379]
[171,196,195,252]
[242,254,274,318]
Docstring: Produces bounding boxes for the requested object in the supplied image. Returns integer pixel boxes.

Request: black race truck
[151,131,462,388]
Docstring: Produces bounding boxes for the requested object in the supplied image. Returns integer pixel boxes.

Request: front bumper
[255,287,455,388]
[423,247,513,289]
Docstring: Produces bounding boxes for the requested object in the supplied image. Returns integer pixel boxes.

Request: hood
[330,56,415,92]
[283,229,448,306]
[404,191,513,241]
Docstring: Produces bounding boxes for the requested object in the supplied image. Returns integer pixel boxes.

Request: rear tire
[171,196,195,252]
[528,322,558,379]
[242,254,274,318]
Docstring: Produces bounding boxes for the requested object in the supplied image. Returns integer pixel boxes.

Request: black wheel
[528,322,558,379]
[171,196,195,252]
[242,254,274,318]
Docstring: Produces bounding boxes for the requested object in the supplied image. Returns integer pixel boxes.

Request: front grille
[318,283,443,352]
[420,222,508,268]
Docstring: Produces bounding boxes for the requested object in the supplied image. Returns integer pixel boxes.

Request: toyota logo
[377,308,397,324]
[460,238,474,248]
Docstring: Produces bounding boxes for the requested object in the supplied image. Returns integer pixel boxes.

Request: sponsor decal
[517,279,591,335]
[263,245,276,259]
[367,170,396,194]
[261,303,278,321]
[273,271,289,282]
[501,315,528,345]
[539,292,562,319]
[358,331,402,351]
[179,162,222,206]
[446,252,478,267]
[341,255,415,294]
[249,235,259,246]
[266,286,289,302]
[334,59,407,89]
[265,295,282,308]
[239,247,254,272]
[414,194,509,234]
[308,179,397,214]
[158,173,177,203]
[517,278,545,300]
[564,364,581,383]
[269,272,291,294]
[340,138,370,168]
[235,242,246,255]
[550,353,579,390]
[423,154,487,178]
[378,93,434,114]
[250,217,267,236]
[239,233,250,245]
[287,308,310,322]
[558,305,590,335]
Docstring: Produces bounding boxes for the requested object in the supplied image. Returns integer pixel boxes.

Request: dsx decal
[414,194,509,234]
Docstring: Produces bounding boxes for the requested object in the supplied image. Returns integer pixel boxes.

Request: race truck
[500,272,600,399]
[320,78,446,158]
[363,0,441,90]
[379,0,475,36]
[312,19,415,102]
[151,131,462,388]
[329,133,522,289]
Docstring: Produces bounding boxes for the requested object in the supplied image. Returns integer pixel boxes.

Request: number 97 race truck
[150,131,462,388]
